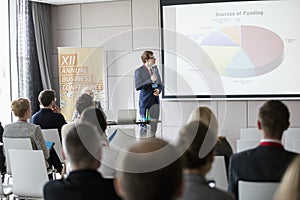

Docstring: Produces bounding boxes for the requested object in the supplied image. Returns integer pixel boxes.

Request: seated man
[176,121,235,200]
[114,138,183,200]
[31,89,67,139]
[228,100,298,197]
[44,123,120,200]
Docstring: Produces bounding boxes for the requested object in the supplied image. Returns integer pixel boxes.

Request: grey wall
[50,0,300,151]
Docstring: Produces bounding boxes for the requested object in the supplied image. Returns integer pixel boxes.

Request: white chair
[238,181,279,200]
[240,128,261,140]
[292,139,300,153]
[284,128,300,151]
[205,156,228,191]
[98,147,118,178]
[0,171,13,199]
[41,129,63,162]
[3,137,32,176]
[236,140,259,153]
[109,128,138,151]
[9,149,49,199]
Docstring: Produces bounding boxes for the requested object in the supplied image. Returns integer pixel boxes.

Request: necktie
[150,67,154,75]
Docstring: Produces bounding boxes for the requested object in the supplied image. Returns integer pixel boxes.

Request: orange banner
[58,47,104,122]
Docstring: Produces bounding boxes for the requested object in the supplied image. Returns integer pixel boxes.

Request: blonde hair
[274,156,300,200]
[187,106,218,134]
[11,98,30,118]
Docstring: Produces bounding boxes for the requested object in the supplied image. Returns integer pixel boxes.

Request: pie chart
[201,25,284,78]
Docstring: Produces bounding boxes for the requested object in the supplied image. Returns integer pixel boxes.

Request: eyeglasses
[148,57,156,60]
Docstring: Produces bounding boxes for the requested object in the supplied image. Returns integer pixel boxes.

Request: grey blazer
[3,121,49,160]
[181,173,235,200]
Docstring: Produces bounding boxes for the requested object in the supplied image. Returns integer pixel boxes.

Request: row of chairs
[1,129,62,199]
[1,147,49,199]
[238,128,300,153]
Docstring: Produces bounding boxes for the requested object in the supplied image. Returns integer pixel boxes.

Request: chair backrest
[3,137,32,175]
[205,156,228,191]
[9,149,48,198]
[240,128,261,140]
[117,109,137,124]
[292,139,300,153]
[236,139,259,153]
[41,129,63,162]
[98,146,118,178]
[284,128,300,151]
[238,181,279,200]
[109,128,138,151]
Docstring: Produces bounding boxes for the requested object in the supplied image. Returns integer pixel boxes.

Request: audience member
[44,123,120,200]
[31,89,67,139]
[61,93,93,141]
[176,121,234,200]
[0,121,6,173]
[187,106,233,172]
[3,98,62,173]
[274,156,300,200]
[228,100,298,198]
[72,87,104,121]
[73,93,93,120]
[114,138,183,200]
[80,107,108,145]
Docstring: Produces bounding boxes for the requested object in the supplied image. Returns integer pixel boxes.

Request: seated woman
[3,98,62,173]
[80,107,108,146]
[187,106,233,173]
[176,121,235,200]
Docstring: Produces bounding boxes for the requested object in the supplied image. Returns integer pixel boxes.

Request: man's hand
[151,74,157,83]
[153,88,160,96]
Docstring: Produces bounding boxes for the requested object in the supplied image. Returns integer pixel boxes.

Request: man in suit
[44,123,120,200]
[228,100,298,198]
[134,51,163,136]
[114,138,183,200]
[31,89,67,139]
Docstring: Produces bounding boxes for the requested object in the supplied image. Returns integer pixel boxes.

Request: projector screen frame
[160,0,300,100]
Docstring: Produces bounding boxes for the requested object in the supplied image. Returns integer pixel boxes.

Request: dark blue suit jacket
[228,145,297,198]
[44,170,121,200]
[134,65,163,118]
[31,109,67,139]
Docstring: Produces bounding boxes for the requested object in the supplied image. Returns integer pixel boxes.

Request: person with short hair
[176,121,234,200]
[31,89,67,139]
[114,138,183,200]
[74,93,93,119]
[72,87,104,121]
[134,51,163,136]
[44,124,120,200]
[3,98,62,173]
[228,100,298,198]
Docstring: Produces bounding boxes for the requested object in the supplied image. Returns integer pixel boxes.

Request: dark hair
[141,50,154,63]
[38,89,56,106]
[65,123,102,167]
[177,121,217,169]
[75,93,93,115]
[258,100,290,136]
[80,107,107,134]
[118,138,182,200]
